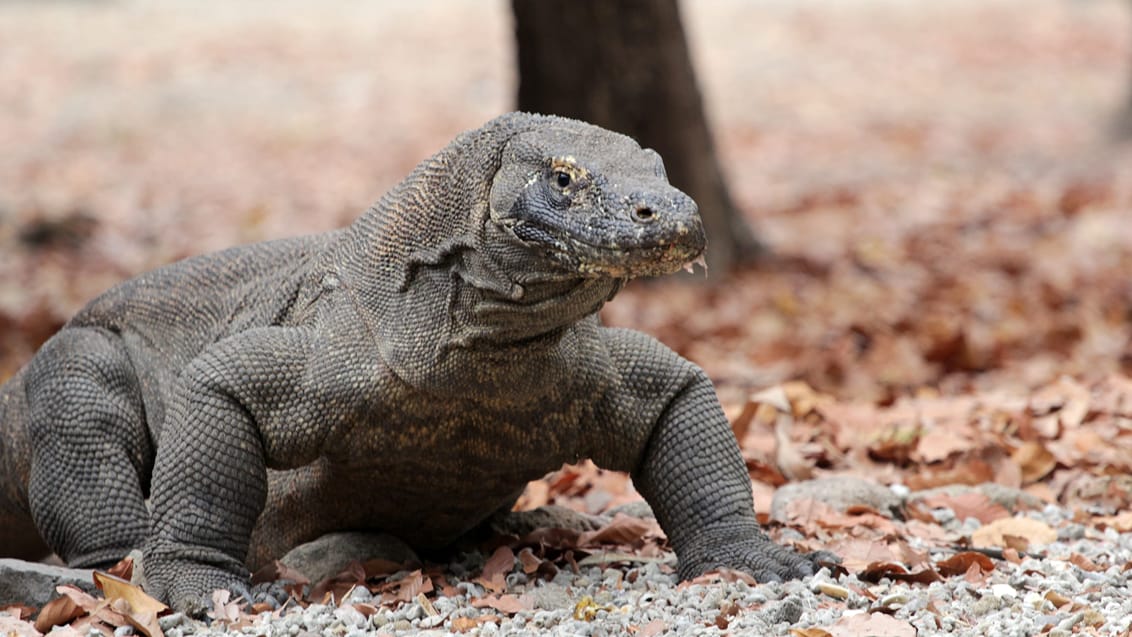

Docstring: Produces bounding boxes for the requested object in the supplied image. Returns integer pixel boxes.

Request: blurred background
[2,0,1131,408]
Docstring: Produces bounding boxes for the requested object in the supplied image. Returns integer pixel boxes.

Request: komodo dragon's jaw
[488,123,707,279]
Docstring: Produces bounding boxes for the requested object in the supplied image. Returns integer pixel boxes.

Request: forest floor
[2,0,1132,635]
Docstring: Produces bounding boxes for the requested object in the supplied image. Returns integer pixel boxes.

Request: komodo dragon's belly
[272,392,595,550]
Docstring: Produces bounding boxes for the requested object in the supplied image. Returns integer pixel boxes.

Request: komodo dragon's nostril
[632,205,656,223]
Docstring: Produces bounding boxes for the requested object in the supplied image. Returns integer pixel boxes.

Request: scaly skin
[0,113,828,614]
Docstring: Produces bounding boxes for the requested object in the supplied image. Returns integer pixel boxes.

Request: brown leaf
[774,410,814,481]
[34,594,84,633]
[936,552,995,577]
[517,547,542,574]
[1011,441,1057,484]
[376,570,433,605]
[106,557,134,581]
[577,514,658,547]
[920,492,1009,525]
[1067,553,1102,572]
[827,539,900,572]
[1044,590,1072,608]
[0,604,36,621]
[915,428,970,463]
[480,546,515,581]
[361,558,407,579]
[475,546,514,593]
[451,616,480,633]
[860,562,942,585]
[309,561,365,604]
[730,397,760,444]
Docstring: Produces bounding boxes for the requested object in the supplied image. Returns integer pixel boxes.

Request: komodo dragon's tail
[0,369,51,560]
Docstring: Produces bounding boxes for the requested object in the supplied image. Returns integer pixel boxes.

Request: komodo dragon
[0,112,827,613]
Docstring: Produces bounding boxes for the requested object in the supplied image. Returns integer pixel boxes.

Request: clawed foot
[677,523,839,583]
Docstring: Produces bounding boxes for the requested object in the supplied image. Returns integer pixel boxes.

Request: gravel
[146,503,1132,637]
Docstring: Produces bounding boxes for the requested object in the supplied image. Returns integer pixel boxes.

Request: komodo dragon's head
[488,118,707,279]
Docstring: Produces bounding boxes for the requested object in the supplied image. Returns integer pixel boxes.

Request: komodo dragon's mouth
[507,218,706,279]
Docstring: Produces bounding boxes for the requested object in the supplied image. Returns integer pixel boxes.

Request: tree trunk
[511,0,761,272]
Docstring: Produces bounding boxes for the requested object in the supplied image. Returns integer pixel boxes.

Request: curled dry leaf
[476,546,515,593]
[577,513,659,547]
[106,557,134,581]
[774,409,815,481]
[517,547,541,574]
[1012,441,1057,484]
[34,594,83,633]
[935,551,995,577]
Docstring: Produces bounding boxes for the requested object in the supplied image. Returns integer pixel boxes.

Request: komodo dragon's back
[0,232,334,562]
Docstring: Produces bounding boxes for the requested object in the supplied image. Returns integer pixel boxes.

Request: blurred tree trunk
[511,0,761,272]
[1118,0,1132,139]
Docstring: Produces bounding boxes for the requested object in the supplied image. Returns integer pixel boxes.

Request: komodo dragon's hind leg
[23,326,153,568]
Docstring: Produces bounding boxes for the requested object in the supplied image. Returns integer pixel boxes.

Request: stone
[0,558,97,607]
[770,476,903,521]
[280,532,419,584]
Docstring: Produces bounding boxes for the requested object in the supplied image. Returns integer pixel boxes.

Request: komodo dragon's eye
[554,171,572,189]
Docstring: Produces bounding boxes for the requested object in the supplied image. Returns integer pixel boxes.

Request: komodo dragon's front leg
[142,326,346,616]
[594,328,829,581]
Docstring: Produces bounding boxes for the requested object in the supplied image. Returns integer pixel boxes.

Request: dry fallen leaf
[207,589,241,624]
[93,571,167,637]
[828,612,917,637]
[935,551,995,577]
[0,615,40,637]
[920,491,1010,525]
[470,594,530,615]
[34,594,84,633]
[1012,441,1058,484]
[971,517,1057,549]
[476,546,515,593]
